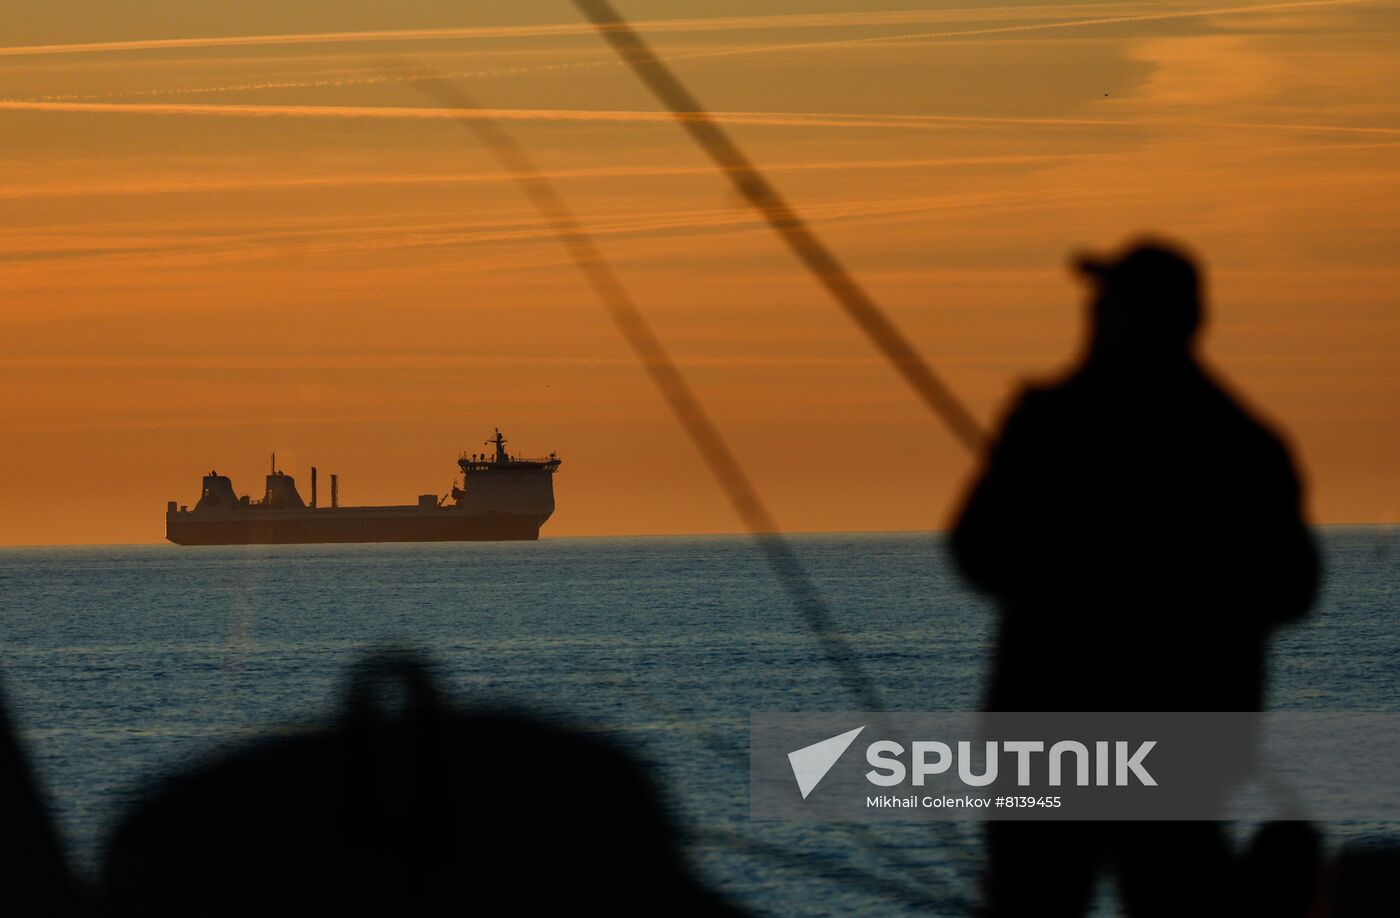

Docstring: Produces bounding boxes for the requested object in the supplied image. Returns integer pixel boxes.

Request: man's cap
[1073,238,1205,345]
[1073,239,1201,301]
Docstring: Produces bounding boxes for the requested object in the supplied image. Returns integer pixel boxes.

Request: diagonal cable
[403,72,886,714]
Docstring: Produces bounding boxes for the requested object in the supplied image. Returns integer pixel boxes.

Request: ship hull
[167,510,545,545]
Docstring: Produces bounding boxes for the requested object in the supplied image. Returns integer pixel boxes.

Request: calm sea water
[0,528,1394,914]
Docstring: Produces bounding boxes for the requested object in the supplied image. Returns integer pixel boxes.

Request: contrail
[0,0,1362,60]
[0,99,1124,130]
[573,0,988,452]
[1,181,1099,268]
[23,0,1367,105]
[7,99,1397,140]
[0,153,1085,201]
[0,4,1181,58]
[651,0,1369,66]
[13,99,1400,146]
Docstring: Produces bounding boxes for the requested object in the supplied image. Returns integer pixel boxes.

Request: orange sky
[1,0,1397,545]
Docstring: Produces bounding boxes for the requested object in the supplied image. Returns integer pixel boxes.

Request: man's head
[1074,237,1205,361]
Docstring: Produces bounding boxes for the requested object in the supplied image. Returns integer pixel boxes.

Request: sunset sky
[1,0,1396,545]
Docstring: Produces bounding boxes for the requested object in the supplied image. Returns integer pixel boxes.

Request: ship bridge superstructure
[452,429,560,517]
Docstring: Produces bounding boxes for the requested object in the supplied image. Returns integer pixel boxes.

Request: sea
[0,527,1395,914]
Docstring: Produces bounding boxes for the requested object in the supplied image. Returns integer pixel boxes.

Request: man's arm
[949,389,1044,596]
[1219,427,1320,629]
[1256,438,1320,626]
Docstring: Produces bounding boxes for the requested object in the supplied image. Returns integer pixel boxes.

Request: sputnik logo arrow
[787,725,865,799]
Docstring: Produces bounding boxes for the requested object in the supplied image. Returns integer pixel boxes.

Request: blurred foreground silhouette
[951,239,1321,916]
[0,681,84,909]
[101,655,741,916]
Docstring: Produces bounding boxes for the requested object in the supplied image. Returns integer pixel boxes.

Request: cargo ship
[166,430,559,545]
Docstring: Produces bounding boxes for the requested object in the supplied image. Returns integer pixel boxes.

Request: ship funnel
[311,466,318,508]
[331,474,339,508]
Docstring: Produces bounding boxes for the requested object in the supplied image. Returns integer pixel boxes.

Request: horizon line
[0,520,1388,551]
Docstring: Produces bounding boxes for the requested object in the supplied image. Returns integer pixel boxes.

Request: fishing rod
[570,0,988,455]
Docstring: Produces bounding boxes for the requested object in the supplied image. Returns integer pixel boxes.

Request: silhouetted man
[950,239,1319,916]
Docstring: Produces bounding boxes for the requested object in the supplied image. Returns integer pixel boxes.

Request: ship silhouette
[166,430,560,545]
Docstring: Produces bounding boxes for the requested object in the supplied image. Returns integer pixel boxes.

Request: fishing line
[395,0,996,887]
[399,70,886,716]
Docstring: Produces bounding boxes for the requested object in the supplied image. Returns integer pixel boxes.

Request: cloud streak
[0,179,1197,268]
[665,0,1371,63]
[0,98,1130,128]
[18,1,1371,105]
[3,99,1395,139]
[0,4,1176,58]
[0,0,1365,76]
[0,153,1089,201]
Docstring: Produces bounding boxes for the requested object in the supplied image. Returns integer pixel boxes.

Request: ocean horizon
[1,519,1391,550]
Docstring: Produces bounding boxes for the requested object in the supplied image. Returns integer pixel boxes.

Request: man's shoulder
[1000,374,1080,425]
[1192,367,1295,456]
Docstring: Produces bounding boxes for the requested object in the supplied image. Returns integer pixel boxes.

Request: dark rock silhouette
[950,238,1320,916]
[102,654,742,916]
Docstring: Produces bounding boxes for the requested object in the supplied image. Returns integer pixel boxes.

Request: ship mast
[485,429,508,463]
